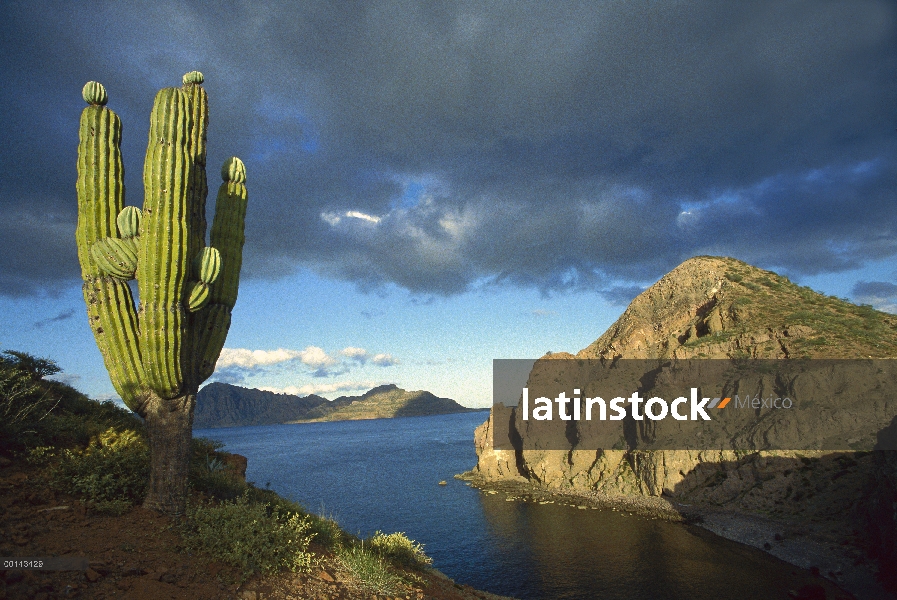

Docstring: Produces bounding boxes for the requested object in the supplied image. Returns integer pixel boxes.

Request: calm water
[195,412,841,600]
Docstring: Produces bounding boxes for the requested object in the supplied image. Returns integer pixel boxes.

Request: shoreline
[457,472,894,600]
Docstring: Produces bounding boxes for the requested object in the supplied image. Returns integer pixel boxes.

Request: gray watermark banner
[492,359,897,451]
[1,556,88,570]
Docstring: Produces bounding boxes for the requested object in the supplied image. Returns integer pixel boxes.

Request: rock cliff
[469,256,897,587]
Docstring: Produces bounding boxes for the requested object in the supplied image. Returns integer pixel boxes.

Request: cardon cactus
[76,75,248,514]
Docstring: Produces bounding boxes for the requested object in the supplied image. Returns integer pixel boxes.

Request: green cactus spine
[75,73,248,515]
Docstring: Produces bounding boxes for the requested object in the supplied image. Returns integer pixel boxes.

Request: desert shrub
[307,512,347,550]
[337,543,409,595]
[368,531,432,569]
[181,492,315,581]
[50,427,149,511]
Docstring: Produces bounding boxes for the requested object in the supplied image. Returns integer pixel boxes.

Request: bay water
[195,411,841,600]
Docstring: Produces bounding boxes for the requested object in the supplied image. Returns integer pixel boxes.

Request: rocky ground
[458,473,896,600]
[0,458,512,600]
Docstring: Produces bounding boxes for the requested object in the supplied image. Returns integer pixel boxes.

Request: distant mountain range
[194,382,482,429]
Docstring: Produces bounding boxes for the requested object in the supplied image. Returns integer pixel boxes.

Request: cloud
[216,348,303,369]
[531,309,556,317]
[0,1,894,298]
[370,353,399,367]
[852,280,897,314]
[340,347,400,367]
[215,346,339,370]
[33,309,76,329]
[341,347,369,360]
[212,345,395,384]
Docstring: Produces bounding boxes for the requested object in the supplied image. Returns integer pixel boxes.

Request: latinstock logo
[492,358,893,452]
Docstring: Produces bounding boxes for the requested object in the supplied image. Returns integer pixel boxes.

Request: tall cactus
[76,73,248,515]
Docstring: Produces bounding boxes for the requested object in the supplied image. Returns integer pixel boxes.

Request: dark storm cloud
[33,308,76,329]
[0,0,894,298]
[852,280,897,314]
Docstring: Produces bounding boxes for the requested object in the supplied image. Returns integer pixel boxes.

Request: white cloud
[296,346,339,368]
[216,348,302,369]
[339,347,399,366]
[346,211,381,224]
[341,346,368,359]
[371,353,399,366]
[321,210,382,227]
[216,346,338,370]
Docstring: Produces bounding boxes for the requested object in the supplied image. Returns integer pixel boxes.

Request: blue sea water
[195,412,844,600]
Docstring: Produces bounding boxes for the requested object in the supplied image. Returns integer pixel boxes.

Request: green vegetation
[49,428,149,515]
[337,543,412,595]
[678,257,897,357]
[368,530,433,569]
[75,73,249,514]
[1,350,436,589]
[181,492,315,582]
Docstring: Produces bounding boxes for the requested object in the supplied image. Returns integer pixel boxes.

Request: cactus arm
[183,72,209,270]
[138,87,192,399]
[76,86,124,279]
[208,158,247,308]
[82,277,146,411]
[192,158,247,384]
[75,82,145,407]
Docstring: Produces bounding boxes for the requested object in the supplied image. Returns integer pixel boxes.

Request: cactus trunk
[75,76,248,515]
[142,391,195,514]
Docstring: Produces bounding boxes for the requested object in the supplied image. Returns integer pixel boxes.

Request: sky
[0,1,895,409]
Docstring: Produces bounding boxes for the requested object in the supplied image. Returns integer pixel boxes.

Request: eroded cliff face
[470,255,897,575]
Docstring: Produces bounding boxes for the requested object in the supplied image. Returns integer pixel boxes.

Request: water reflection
[477,494,847,599]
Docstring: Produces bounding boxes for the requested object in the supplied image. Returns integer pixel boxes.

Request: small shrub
[308,512,346,550]
[368,531,432,569]
[181,492,315,581]
[338,543,408,595]
[50,427,149,507]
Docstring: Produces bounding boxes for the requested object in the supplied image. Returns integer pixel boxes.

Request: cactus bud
[221,157,246,183]
[82,81,108,106]
[194,247,221,285]
[117,206,142,239]
[91,237,138,279]
[186,281,210,312]
[182,71,204,86]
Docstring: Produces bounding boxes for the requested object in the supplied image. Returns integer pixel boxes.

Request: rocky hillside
[194,383,329,428]
[469,255,897,591]
[577,255,897,360]
[293,384,480,422]
[195,383,476,428]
